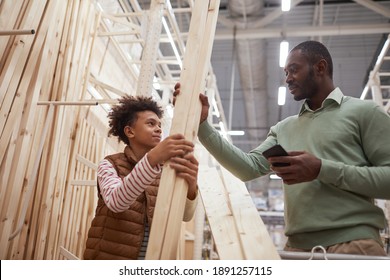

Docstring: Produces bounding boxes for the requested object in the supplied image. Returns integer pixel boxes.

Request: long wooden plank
[71,121,91,255]
[0,0,43,119]
[49,4,96,260]
[0,0,25,74]
[0,0,28,107]
[9,105,54,259]
[56,118,84,259]
[220,167,280,259]
[9,0,69,259]
[198,166,244,259]
[34,0,93,259]
[47,0,78,259]
[160,0,221,259]
[56,1,96,259]
[145,0,211,259]
[0,0,134,260]
[77,127,97,256]
[0,0,47,162]
[0,0,49,258]
[26,0,89,259]
[24,0,76,260]
[146,0,220,259]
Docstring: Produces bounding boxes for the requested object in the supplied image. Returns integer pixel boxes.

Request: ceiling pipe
[227,0,268,148]
[213,23,390,40]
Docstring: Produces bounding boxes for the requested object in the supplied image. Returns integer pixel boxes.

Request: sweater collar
[299,87,344,116]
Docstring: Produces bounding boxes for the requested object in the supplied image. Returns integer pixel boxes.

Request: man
[174,40,390,256]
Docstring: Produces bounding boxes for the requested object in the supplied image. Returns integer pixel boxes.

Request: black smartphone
[262,144,290,167]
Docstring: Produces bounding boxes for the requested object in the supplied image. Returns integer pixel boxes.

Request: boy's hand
[173,82,210,123]
[147,134,194,167]
[170,152,199,200]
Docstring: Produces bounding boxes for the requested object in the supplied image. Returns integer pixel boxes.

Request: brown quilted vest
[83,146,159,260]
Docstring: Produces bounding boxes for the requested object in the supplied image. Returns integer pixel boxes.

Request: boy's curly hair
[108,95,163,145]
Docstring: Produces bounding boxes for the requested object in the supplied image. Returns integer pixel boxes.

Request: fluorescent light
[162,17,182,69]
[281,0,291,12]
[227,130,245,136]
[278,86,286,106]
[279,40,289,67]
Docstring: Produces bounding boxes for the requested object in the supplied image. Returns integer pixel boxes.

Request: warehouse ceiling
[95,0,390,153]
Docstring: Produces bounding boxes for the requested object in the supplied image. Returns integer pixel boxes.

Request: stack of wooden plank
[146,0,221,259]
[0,0,121,260]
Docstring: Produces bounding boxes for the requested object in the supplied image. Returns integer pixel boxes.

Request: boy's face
[126,110,162,150]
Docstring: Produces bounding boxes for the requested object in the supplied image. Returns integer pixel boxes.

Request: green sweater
[198,87,390,249]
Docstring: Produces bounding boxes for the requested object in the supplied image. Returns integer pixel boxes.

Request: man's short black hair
[292,40,333,79]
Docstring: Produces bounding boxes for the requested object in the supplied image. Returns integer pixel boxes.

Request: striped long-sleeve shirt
[97,152,198,259]
[97,154,162,213]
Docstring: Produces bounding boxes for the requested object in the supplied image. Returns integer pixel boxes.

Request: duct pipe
[228,0,268,148]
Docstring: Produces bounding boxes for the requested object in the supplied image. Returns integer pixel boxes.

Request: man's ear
[124,126,135,139]
[315,58,327,76]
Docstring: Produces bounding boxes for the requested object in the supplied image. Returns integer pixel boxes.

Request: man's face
[284,49,319,101]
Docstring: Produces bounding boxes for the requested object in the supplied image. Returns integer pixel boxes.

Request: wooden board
[198,166,244,259]
[219,167,280,259]
[146,0,221,259]
[198,164,280,259]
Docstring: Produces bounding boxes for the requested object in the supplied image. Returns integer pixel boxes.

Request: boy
[84,95,198,260]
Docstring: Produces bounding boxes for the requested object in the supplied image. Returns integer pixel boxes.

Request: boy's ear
[124,126,135,138]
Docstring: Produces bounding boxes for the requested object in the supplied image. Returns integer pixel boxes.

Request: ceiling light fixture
[281,0,291,12]
[162,17,182,69]
[279,40,289,68]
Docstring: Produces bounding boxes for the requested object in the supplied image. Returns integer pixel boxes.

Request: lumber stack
[0,0,130,259]
[146,0,221,259]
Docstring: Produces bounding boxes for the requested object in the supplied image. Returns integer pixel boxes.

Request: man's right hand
[173,82,210,123]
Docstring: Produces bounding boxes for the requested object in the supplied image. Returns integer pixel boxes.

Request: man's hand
[173,82,210,123]
[268,151,322,185]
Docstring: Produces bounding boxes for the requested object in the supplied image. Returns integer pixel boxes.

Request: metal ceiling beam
[360,34,390,113]
[213,23,390,40]
[353,0,390,18]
